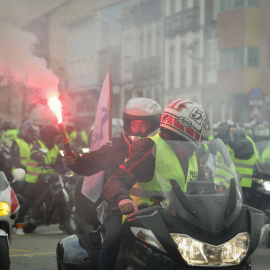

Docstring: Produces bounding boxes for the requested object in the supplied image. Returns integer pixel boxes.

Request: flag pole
[108,65,113,140]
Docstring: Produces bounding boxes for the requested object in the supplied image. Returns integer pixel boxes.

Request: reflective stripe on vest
[129,133,198,207]
[214,151,235,188]
[26,141,59,183]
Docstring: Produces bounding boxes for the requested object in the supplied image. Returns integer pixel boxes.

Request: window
[146,89,151,99]
[182,0,187,10]
[180,44,186,87]
[220,0,245,11]
[89,55,94,73]
[207,30,218,72]
[147,29,152,57]
[248,0,260,7]
[247,47,259,66]
[76,60,80,77]
[82,58,86,75]
[192,41,199,85]
[220,47,245,70]
[68,61,73,77]
[169,46,175,89]
[156,29,161,55]
[139,33,144,59]
[170,0,176,14]
[268,38,270,67]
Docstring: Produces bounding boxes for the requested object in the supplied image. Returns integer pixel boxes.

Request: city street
[10,225,270,270]
[10,225,66,270]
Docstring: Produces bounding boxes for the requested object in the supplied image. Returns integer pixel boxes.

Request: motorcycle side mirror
[12,168,26,182]
[150,196,164,204]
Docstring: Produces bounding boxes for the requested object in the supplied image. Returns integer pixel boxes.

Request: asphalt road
[10,225,270,270]
[10,225,66,270]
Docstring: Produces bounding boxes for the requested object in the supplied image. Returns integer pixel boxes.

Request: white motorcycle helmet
[160,98,207,147]
[122,98,161,144]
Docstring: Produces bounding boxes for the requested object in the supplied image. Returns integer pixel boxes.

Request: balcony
[133,56,162,80]
[164,6,200,38]
[130,0,162,26]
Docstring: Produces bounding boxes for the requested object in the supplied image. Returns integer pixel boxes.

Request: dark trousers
[16,182,38,223]
[98,213,123,270]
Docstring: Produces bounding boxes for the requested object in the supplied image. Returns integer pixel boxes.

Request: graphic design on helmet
[160,99,207,147]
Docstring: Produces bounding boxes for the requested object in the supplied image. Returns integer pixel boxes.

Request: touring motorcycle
[0,168,25,270]
[56,139,270,269]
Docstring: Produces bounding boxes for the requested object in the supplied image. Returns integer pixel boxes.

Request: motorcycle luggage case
[56,233,101,270]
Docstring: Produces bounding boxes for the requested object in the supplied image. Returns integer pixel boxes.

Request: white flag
[82,72,111,202]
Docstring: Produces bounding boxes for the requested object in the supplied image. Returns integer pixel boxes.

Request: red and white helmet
[160,99,207,147]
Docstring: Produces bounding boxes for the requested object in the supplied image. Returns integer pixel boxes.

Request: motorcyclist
[251,120,270,160]
[10,120,40,194]
[0,120,19,148]
[64,97,161,270]
[0,147,13,182]
[15,124,64,235]
[215,119,260,203]
[104,98,207,219]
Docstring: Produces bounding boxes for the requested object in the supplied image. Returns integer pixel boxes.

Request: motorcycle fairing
[122,205,253,269]
[132,139,243,233]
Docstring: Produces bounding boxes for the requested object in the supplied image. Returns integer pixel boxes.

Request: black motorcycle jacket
[67,136,130,183]
[103,137,206,207]
[0,150,13,182]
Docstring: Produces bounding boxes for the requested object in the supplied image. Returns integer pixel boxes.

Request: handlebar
[111,202,149,215]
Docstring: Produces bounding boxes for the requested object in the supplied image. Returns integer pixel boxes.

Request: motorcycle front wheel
[0,237,10,270]
[63,205,80,235]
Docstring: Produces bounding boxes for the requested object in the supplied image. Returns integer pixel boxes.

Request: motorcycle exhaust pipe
[58,122,72,156]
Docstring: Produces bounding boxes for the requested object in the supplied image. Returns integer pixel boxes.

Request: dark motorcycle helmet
[2,120,17,131]
[122,98,161,144]
[40,124,60,149]
[19,121,40,143]
[253,120,269,141]
[215,119,236,144]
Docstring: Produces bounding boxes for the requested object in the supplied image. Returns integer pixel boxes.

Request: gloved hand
[64,151,78,165]
[118,199,138,213]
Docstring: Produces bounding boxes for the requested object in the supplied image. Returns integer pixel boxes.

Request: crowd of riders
[0,103,269,253]
[0,117,92,235]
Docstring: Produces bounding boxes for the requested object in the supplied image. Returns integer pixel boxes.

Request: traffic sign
[249,87,263,100]
[249,106,261,120]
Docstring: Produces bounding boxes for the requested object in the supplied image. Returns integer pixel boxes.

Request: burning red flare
[48,96,62,123]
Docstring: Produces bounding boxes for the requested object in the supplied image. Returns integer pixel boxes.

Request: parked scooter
[23,172,79,235]
[56,139,270,269]
[0,168,25,270]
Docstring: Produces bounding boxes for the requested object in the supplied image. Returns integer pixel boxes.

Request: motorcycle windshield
[0,171,9,191]
[140,138,243,233]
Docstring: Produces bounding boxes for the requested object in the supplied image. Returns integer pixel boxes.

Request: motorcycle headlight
[0,201,10,216]
[253,178,270,192]
[263,181,270,191]
[130,227,167,253]
[171,232,249,267]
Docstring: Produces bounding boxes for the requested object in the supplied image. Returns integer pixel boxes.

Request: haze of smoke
[0,0,60,107]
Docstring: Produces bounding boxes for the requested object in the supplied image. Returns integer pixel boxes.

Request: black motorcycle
[244,161,270,248]
[23,171,80,235]
[56,139,270,269]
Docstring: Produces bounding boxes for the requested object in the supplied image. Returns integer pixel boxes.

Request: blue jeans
[98,213,123,270]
